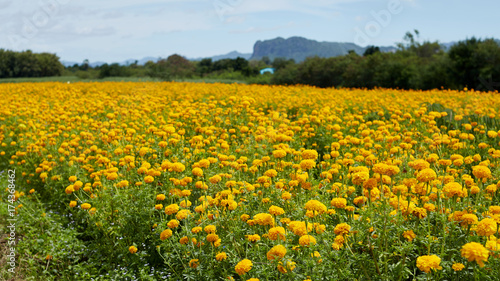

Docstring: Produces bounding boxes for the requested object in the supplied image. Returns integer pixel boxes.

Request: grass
[0,76,162,83]
[0,171,29,281]
[0,76,267,85]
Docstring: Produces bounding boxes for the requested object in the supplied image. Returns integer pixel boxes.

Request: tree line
[272,34,500,91]
[0,49,64,78]
[1,33,499,91]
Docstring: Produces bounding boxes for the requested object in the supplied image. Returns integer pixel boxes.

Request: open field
[1,82,500,280]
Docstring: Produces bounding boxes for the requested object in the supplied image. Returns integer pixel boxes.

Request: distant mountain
[61,57,160,67]
[61,37,499,68]
[441,39,500,50]
[251,36,396,62]
[190,51,252,61]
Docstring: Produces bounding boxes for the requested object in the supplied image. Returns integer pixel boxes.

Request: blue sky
[1,0,498,63]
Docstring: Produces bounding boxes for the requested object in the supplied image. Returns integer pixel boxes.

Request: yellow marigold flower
[476,218,497,236]
[277,259,296,274]
[235,259,252,275]
[190,226,201,234]
[264,169,278,178]
[334,223,351,236]
[167,219,180,228]
[331,241,342,250]
[160,229,172,240]
[273,149,287,158]
[305,200,327,214]
[65,185,74,194]
[353,196,367,206]
[443,182,467,198]
[299,235,316,247]
[301,149,318,160]
[189,259,199,269]
[81,203,91,210]
[267,244,287,260]
[269,205,285,216]
[73,181,83,190]
[246,278,259,281]
[69,176,77,182]
[334,235,345,245]
[268,226,286,241]
[164,204,179,215]
[204,225,216,233]
[416,255,442,273]
[192,167,203,177]
[416,168,437,183]
[288,221,310,236]
[282,192,292,200]
[179,236,189,245]
[207,233,219,243]
[155,204,163,210]
[461,242,489,267]
[69,201,77,208]
[385,165,400,176]
[473,165,491,179]
[487,130,498,138]
[253,213,274,226]
[106,172,118,180]
[300,159,316,170]
[144,175,154,183]
[402,230,416,242]
[209,175,222,184]
[171,162,186,172]
[176,209,191,220]
[216,252,227,261]
[116,180,129,188]
[372,163,387,175]
[461,213,478,226]
[351,171,369,185]
[129,246,137,254]
[452,263,465,271]
[198,159,211,168]
[331,198,347,209]
[246,234,260,242]
[413,207,427,219]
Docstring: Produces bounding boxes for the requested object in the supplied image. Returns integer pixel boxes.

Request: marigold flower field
[1,82,500,280]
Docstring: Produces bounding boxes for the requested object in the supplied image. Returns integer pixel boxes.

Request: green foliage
[0,49,63,78]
